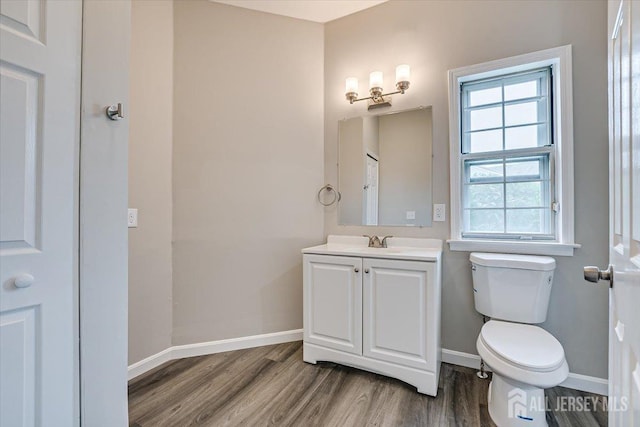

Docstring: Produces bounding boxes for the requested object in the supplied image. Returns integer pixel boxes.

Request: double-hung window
[462,68,553,239]
[448,46,577,256]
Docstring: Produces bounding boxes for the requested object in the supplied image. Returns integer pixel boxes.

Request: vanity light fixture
[345,65,410,110]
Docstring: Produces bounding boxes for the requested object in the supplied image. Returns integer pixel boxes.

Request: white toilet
[470,252,569,427]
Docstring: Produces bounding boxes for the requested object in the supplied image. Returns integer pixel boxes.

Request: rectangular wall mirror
[338,106,433,227]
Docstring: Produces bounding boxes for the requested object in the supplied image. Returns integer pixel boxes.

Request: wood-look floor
[128,341,607,427]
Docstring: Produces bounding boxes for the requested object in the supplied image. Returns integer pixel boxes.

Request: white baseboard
[128,337,607,396]
[561,372,608,396]
[171,329,303,359]
[441,348,607,396]
[128,329,303,381]
[442,348,486,370]
[128,347,174,380]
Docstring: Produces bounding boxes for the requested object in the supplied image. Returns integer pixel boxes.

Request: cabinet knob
[364,268,370,274]
[354,267,359,273]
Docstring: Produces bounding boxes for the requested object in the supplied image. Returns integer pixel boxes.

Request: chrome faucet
[364,235,393,248]
[364,235,382,248]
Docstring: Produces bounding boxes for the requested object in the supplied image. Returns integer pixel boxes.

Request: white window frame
[447,45,580,256]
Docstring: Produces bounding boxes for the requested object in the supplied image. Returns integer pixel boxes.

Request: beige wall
[128,0,174,364]
[325,0,609,378]
[171,1,325,345]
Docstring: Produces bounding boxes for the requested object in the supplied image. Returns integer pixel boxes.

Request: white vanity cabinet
[302,236,442,396]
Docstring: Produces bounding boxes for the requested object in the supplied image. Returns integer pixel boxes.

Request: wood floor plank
[129,342,607,427]
[452,366,481,426]
[318,367,386,427]
[205,346,330,426]
[283,363,352,426]
[128,353,234,421]
[238,360,339,425]
[131,346,274,426]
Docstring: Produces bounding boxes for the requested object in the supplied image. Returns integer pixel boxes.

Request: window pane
[505,124,547,149]
[467,209,504,233]
[504,80,538,101]
[506,209,545,233]
[469,162,504,181]
[504,101,541,126]
[468,184,504,208]
[506,182,543,207]
[469,106,502,131]
[469,86,502,107]
[468,129,502,153]
[505,160,541,179]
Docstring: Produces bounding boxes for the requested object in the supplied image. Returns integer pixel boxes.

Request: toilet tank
[470,252,556,324]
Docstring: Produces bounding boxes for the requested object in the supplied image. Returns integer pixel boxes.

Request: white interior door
[0,1,82,426]
[601,0,640,424]
[363,154,379,226]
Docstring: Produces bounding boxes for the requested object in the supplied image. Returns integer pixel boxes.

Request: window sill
[447,239,580,256]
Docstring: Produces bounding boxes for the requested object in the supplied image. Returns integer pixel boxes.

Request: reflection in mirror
[338,107,433,226]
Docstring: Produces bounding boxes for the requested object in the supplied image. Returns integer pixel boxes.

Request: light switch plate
[433,204,445,222]
[128,208,138,228]
[406,210,416,220]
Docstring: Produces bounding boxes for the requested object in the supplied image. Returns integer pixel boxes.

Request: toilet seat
[477,320,569,388]
[481,320,565,371]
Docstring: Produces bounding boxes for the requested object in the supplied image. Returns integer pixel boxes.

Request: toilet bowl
[470,253,568,427]
[478,320,569,426]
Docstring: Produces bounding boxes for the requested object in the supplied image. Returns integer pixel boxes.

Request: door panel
[303,255,362,354]
[0,1,81,425]
[0,63,40,249]
[0,0,44,42]
[363,258,434,370]
[0,307,36,427]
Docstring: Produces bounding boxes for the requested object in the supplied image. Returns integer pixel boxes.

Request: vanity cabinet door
[303,255,362,355]
[363,258,435,370]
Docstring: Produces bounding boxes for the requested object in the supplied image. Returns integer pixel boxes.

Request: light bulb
[395,64,410,83]
[345,77,359,94]
[369,71,383,89]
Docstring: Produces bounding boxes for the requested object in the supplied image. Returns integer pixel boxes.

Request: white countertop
[302,235,442,262]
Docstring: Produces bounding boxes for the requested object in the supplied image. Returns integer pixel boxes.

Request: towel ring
[317,184,341,206]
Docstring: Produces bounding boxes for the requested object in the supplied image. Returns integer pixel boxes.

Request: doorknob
[12,273,34,289]
[105,103,124,120]
[583,265,613,287]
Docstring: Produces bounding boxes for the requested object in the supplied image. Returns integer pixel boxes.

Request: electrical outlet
[433,204,445,222]
[128,208,138,228]
[406,210,416,220]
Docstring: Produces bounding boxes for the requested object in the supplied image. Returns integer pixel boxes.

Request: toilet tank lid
[470,252,556,271]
